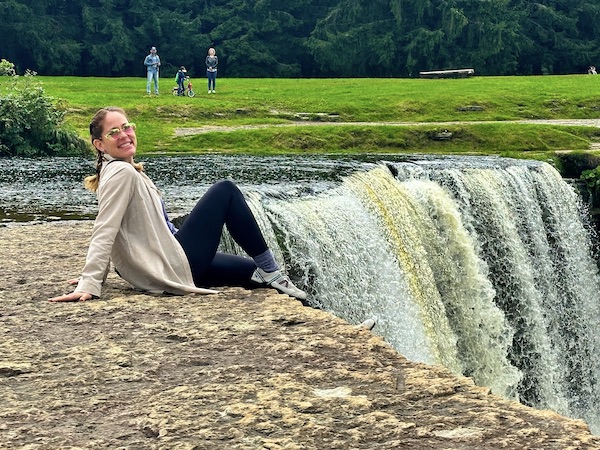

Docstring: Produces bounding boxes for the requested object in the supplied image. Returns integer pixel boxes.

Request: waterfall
[241,157,600,433]
[7,156,596,431]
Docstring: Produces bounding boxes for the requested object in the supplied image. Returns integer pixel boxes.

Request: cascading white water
[239,157,600,434]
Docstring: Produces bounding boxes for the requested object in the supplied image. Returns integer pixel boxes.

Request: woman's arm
[49,164,136,302]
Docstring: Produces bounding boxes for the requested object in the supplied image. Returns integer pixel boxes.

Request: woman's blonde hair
[84,107,143,192]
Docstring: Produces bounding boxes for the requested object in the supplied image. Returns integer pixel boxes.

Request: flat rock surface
[1,222,599,449]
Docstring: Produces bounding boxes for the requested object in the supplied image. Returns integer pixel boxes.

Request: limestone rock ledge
[1,222,599,450]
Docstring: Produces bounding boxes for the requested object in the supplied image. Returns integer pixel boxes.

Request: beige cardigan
[76,157,218,297]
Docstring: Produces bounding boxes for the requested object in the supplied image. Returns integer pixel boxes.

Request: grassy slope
[12,75,600,159]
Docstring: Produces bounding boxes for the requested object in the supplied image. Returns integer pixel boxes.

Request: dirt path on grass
[175,118,600,137]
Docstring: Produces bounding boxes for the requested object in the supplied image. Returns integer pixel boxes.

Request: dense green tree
[307,0,523,76]
[514,0,600,75]
[202,0,334,77]
[81,3,135,75]
[307,0,403,76]
[1,0,599,77]
[0,0,83,75]
[0,0,36,72]
[450,0,522,75]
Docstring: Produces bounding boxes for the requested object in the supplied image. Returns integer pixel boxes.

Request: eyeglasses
[104,123,136,140]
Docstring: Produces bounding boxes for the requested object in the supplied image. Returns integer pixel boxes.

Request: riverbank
[1,221,599,449]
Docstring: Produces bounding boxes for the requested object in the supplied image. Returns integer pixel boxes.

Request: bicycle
[172,76,195,97]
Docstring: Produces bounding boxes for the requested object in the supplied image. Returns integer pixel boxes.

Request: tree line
[1,0,599,78]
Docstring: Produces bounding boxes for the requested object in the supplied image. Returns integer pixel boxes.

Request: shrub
[0,59,16,76]
[555,151,600,178]
[581,166,600,200]
[0,72,88,157]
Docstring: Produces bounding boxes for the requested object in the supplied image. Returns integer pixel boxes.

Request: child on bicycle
[176,66,187,96]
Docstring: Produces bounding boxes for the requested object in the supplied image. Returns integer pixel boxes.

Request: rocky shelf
[1,222,598,449]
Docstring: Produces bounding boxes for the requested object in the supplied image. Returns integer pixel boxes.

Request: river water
[0,155,384,222]
[2,154,599,434]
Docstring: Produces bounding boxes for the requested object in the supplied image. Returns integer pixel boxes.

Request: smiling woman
[84,107,142,192]
[91,111,138,163]
[49,106,307,303]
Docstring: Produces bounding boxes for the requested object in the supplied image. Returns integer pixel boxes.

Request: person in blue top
[176,66,187,96]
[144,47,161,95]
[206,48,218,94]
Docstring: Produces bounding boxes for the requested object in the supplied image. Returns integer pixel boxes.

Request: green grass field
[5,75,600,160]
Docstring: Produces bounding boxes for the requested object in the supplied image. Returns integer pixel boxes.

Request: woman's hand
[49,280,94,302]
[49,291,94,302]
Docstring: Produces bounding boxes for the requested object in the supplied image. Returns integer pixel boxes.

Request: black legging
[174,180,268,288]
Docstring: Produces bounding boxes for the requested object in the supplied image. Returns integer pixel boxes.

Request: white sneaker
[208,90,211,94]
[359,319,376,330]
[212,90,216,93]
[251,268,307,300]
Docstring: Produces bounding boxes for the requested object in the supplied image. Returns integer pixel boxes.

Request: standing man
[144,47,161,95]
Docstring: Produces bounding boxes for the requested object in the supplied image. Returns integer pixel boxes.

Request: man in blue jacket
[144,47,161,95]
